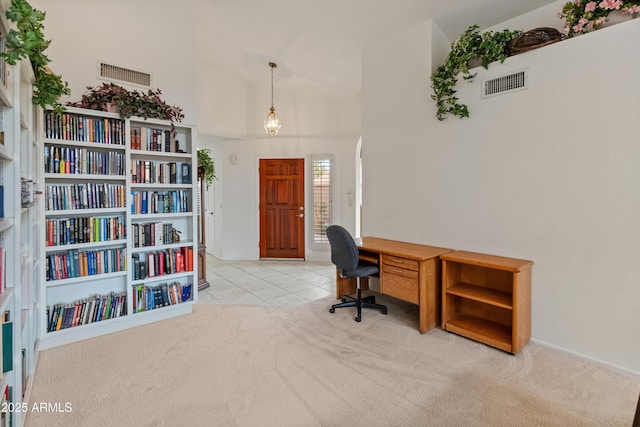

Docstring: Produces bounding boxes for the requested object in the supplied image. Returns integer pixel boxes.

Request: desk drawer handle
[391,268,403,273]
[392,259,404,263]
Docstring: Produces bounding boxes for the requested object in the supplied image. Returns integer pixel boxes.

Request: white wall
[362,14,640,373]
[31,0,197,123]
[209,81,362,261]
[196,64,248,139]
[194,61,362,261]
[33,1,362,263]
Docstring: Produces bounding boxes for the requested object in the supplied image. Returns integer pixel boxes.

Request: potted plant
[1,0,70,113]
[559,0,640,38]
[430,25,521,121]
[197,148,216,190]
[68,82,184,123]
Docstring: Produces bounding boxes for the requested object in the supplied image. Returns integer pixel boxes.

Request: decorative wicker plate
[508,27,564,55]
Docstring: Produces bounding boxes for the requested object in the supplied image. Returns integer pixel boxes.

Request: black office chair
[326,225,387,322]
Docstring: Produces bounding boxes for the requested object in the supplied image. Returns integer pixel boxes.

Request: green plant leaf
[430,25,521,121]
[197,149,216,190]
[2,0,69,112]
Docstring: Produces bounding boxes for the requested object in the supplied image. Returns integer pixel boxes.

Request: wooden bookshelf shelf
[441,250,532,354]
[445,314,512,352]
[446,283,513,309]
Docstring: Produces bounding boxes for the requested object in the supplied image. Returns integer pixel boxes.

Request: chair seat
[340,262,379,279]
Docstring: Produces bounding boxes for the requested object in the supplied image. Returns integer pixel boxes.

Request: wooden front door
[259,158,305,259]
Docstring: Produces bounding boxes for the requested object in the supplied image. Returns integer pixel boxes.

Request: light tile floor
[197,254,336,306]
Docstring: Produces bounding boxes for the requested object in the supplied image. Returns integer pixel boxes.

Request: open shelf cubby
[441,250,532,354]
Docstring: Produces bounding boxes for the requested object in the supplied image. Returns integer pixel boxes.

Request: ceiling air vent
[98,62,151,87]
[481,69,527,99]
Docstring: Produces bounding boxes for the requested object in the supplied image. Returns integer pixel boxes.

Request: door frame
[256,156,307,260]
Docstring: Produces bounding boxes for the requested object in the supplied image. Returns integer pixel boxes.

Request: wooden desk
[335,237,453,333]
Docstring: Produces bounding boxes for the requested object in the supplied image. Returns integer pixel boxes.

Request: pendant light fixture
[264,62,282,136]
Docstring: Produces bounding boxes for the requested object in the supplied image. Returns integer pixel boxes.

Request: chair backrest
[326,225,359,275]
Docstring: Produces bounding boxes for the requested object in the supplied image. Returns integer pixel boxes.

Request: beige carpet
[26,295,639,427]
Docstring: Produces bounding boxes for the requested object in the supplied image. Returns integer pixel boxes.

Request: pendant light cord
[270,63,275,108]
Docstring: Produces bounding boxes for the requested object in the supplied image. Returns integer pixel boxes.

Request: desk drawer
[382,254,419,271]
[381,264,419,304]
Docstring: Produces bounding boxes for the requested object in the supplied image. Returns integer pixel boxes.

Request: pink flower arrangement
[559,0,640,37]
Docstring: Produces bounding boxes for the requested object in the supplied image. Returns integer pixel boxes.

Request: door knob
[298,213,304,218]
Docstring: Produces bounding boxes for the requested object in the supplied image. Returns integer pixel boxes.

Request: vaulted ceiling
[196,0,559,97]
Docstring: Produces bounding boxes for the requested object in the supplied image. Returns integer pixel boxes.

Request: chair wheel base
[329,291,388,322]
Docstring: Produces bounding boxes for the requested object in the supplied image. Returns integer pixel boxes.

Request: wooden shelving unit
[441,250,532,354]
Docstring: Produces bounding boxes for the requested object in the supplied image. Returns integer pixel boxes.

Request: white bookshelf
[39,106,198,350]
[0,1,42,424]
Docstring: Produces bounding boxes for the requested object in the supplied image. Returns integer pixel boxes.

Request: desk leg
[418,258,440,334]
[335,270,369,299]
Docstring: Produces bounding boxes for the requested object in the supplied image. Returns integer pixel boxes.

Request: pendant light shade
[264,62,282,136]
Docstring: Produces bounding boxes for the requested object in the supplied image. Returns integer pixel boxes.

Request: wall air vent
[481,69,527,99]
[98,62,151,88]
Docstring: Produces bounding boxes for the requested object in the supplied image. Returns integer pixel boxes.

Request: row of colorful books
[131,247,193,280]
[132,282,192,313]
[130,126,186,153]
[44,145,126,176]
[46,247,127,282]
[130,190,190,214]
[44,110,126,144]
[131,160,192,185]
[46,215,126,247]
[46,292,128,332]
[132,222,175,248]
[45,183,127,211]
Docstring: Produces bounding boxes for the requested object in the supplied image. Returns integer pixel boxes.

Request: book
[5,386,11,427]
[160,283,170,306]
[21,348,26,397]
[155,222,163,246]
[0,185,3,218]
[181,284,192,302]
[0,248,4,293]
[141,191,148,214]
[2,311,12,373]
[147,253,155,278]
[169,162,177,184]
[181,162,192,184]
[0,385,7,427]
